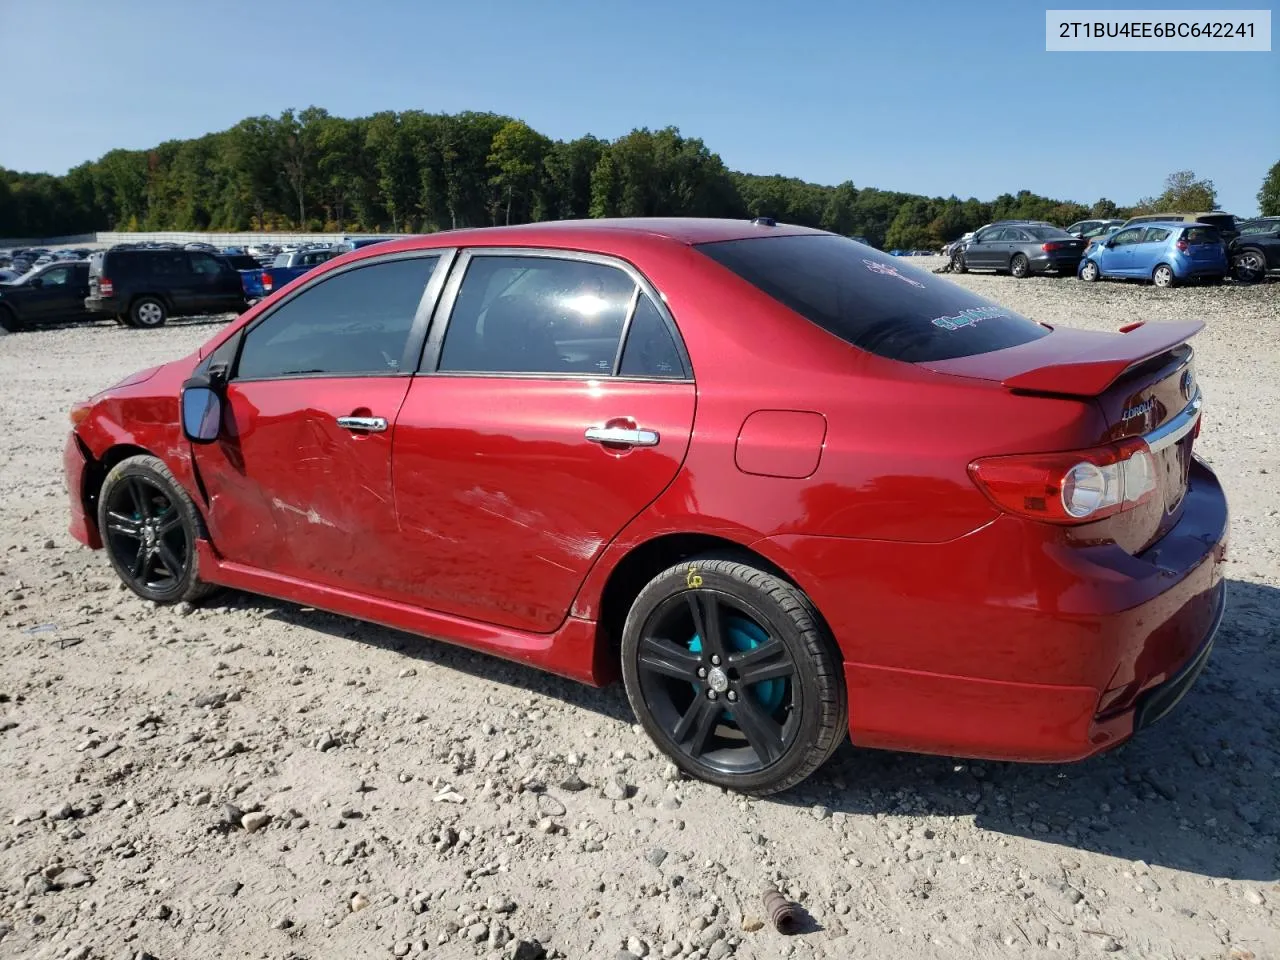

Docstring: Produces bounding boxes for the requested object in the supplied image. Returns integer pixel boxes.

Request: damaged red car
[65,219,1227,794]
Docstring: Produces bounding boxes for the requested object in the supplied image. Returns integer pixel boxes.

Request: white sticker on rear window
[931,306,1008,331]
[863,259,926,288]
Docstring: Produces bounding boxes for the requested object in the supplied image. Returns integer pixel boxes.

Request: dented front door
[192,377,411,592]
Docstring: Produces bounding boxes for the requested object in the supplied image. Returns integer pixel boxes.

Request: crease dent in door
[390,378,697,634]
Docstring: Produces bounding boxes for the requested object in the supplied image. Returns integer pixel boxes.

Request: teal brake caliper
[689,616,785,719]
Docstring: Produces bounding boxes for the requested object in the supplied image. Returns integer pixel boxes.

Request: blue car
[1078,221,1227,287]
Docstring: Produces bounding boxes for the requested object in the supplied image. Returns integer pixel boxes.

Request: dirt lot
[1,266,1278,960]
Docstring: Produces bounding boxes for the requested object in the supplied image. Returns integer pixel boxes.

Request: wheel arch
[79,443,160,541]
[593,531,825,670]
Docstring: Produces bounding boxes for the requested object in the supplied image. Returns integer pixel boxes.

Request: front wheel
[1152,264,1176,288]
[1233,249,1266,283]
[0,306,23,332]
[1080,259,1100,282]
[97,455,213,604]
[951,252,967,273]
[1010,253,1030,278]
[620,555,847,795]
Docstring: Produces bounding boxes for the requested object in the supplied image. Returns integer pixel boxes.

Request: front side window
[437,256,636,375]
[698,234,1050,363]
[236,256,439,380]
[38,266,71,286]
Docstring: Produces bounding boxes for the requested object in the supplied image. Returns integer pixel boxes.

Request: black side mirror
[180,363,229,444]
[28,277,43,288]
[1104,240,1115,248]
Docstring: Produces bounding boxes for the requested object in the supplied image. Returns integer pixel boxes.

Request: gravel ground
[1,263,1278,960]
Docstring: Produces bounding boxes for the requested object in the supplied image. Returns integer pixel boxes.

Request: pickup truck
[222,254,268,301]
[261,247,341,295]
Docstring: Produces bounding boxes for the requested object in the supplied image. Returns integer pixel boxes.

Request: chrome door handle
[585,425,660,447]
[337,416,388,433]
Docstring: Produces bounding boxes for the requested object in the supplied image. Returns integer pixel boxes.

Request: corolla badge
[1122,397,1156,421]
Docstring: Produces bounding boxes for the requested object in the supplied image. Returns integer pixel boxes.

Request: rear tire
[1152,264,1175,288]
[1010,254,1030,279]
[97,455,213,604]
[130,297,168,328]
[1080,259,1101,282]
[620,555,847,796]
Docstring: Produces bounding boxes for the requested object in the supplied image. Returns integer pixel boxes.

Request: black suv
[0,260,93,331]
[85,246,247,328]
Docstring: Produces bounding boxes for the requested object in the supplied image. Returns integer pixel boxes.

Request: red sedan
[64,218,1227,795]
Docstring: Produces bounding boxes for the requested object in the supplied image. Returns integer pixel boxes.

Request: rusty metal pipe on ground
[761,885,801,934]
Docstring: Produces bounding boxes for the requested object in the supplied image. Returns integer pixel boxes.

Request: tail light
[1176,240,1190,253]
[1041,242,1063,252]
[99,277,114,296]
[969,438,1158,524]
[262,271,273,292]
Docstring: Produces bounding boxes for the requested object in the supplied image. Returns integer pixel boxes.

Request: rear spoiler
[1003,319,1203,396]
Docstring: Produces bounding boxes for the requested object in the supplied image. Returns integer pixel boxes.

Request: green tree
[487,120,550,225]
[1136,170,1217,213]
[1258,160,1280,217]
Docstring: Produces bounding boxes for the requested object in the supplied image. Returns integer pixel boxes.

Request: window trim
[229,247,458,384]
[417,247,693,383]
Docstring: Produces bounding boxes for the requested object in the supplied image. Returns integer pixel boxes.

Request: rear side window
[698,234,1050,363]
[620,294,685,378]
[1142,228,1171,243]
[437,256,635,375]
[1183,226,1220,245]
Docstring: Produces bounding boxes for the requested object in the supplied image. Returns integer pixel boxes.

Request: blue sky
[4,0,1277,214]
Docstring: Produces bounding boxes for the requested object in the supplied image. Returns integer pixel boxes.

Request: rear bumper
[1030,253,1083,273]
[754,459,1229,763]
[85,295,123,314]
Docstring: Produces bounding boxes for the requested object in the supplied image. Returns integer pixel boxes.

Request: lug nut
[697,667,707,678]
[710,655,721,665]
[727,691,737,702]
[706,690,718,701]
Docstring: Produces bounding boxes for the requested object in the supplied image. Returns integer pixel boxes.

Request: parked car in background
[261,246,341,294]
[1228,217,1280,283]
[0,260,92,331]
[952,223,1086,277]
[1078,222,1226,287]
[1065,218,1125,241]
[85,246,248,328]
[0,269,20,284]
[1121,212,1239,246]
[334,237,394,253]
[222,253,268,300]
[62,218,1226,795]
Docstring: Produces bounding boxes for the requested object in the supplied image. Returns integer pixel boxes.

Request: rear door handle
[337,416,388,433]
[585,425,660,447]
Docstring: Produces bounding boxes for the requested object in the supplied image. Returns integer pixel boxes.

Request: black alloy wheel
[621,556,846,795]
[97,455,212,604]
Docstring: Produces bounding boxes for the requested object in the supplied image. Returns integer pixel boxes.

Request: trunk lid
[925,320,1203,553]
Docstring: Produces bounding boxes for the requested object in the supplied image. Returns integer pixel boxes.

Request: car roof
[385,218,826,251]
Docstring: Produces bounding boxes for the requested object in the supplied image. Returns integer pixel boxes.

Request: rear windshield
[1025,226,1072,240]
[698,234,1050,363]
[1183,226,1220,244]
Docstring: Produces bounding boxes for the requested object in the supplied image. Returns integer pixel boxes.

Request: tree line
[1,107,1271,246]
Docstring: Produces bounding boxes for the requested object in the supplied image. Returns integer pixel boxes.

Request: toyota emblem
[1180,369,1195,400]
